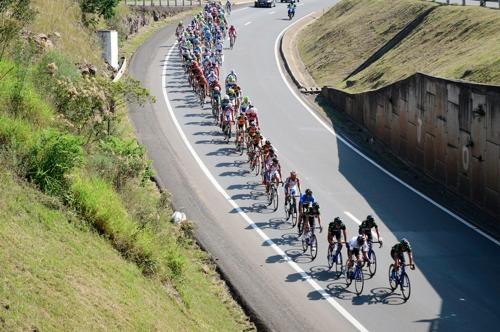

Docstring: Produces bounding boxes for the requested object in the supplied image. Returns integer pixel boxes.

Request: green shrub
[94,136,154,189]
[27,129,84,195]
[34,50,81,89]
[0,114,33,147]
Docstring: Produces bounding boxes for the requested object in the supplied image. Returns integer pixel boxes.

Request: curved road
[129,1,500,331]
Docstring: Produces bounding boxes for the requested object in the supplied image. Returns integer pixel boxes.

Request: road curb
[278,13,321,94]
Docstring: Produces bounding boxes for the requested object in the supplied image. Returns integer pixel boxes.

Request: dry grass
[350,4,500,90]
[298,0,434,89]
[29,0,104,68]
[298,0,500,92]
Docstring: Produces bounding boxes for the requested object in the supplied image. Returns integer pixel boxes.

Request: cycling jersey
[359,219,378,233]
[328,220,346,236]
[237,115,246,126]
[246,109,257,121]
[299,193,315,205]
[391,243,412,254]
[223,107,233,122]
[348,236,368,252]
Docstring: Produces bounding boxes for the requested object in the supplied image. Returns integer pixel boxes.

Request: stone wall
[322,73,500,219]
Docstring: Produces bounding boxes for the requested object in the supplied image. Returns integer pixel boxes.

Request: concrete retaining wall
[322,73,500,219]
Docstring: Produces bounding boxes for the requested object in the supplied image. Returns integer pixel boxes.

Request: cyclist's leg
[390,249,399,272]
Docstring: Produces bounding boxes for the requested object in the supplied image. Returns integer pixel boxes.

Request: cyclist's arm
[342,229,347,243]
[327,232,333,245]
[317,214,322,228]
[408,251,414,266]
[375,227,380,241]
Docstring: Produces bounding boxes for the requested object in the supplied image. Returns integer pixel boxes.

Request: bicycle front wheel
[291,201,298,227]
[368,249,377,277]
[354,268,364,295]
[272,186,279,211]
[388,264,397,291]
[310,235,318,260]
[335,251,343,276]
[345,267,352,287]
[400,272,411,301]
[327,247,334,270]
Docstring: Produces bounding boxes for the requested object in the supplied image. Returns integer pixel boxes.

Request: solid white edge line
[344,212,361,225]
[273,13,500,247]
[244,21,252,25]
[162,45,369,332]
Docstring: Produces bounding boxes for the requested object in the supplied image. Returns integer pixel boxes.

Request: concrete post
[97,30,119,69]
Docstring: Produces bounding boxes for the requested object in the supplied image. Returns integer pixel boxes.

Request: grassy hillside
[298,0,434,89]
[298,0,500,91]
[0,1,253,330]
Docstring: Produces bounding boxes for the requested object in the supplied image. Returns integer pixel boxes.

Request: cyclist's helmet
[366,215,374,222]
[243,96,249,103]
[265,140,271,145]
[312,202,320,209]
[305,188,312,195]
[334,217,342,223]
[178,21,183,26]
[228,88,234,94]
[272,158,278,163]
[249,121,256,127]
[400,238,410,248]
[290,171,297,178]
[223,95,230,101]
[214,86,220,91]
[252,107,258,113]
[357,235,365,245]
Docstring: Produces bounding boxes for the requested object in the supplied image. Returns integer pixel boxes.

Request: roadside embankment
[298,0,500,92]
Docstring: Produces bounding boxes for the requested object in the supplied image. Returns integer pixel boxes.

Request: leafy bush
[27,129,84,195]
[96,136,154,189]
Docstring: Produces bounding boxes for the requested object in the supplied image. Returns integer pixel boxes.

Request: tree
[80,0,120,20]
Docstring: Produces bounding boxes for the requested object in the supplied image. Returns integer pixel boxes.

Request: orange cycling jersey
[237,115,246,126]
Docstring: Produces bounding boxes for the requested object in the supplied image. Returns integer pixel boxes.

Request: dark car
[255,0,276,7]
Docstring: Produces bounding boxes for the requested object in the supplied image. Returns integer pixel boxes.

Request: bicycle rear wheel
[400,272,411,301]
[388,264,397,291]
[368,249,377,277]
[354,268,364,295]
[310,234,318,260]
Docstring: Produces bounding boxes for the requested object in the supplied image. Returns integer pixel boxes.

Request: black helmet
[305,189,312,195]
[334,217,342,223]
[312,202,319,209]
[400,238,410,247]
[366,215,374,222]
[357,235,365,245]
[272,158,278,163]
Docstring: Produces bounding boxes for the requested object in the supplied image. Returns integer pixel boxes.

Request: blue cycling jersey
[300,194,315,205]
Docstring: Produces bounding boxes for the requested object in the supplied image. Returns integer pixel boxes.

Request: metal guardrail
[429,0,500,9]
[123,0,202,6]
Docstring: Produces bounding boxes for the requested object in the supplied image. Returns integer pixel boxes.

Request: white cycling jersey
[348,236,368,252]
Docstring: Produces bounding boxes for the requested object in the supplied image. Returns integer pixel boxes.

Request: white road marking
[273,14,500,247]
[344,211,361,225]
[244,21,252,26]
[232,7,250,13]
[163,43,369,332]
[269,11,276,14]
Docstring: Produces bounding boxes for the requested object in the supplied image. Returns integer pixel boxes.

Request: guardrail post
[182,0,185,6]
[175,0,177,6]
[142,0,145,7]
[190,0,193,5]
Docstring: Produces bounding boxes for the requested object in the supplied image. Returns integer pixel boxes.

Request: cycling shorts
[390,249,405,262]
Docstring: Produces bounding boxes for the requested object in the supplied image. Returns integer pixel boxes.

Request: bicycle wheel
[354,267,364,295]
[297,217,303,236]
[291,201,298,227]
[368,249,377,277]
[345,266,353,287]
[285,198,291,221]
[301,235,308,252]
[255,157,260,176]
[400,272,411,301]
[388,264,397,291]
[272,186,279,211]
[327,247,334,270]
[310,234,318,260]
[335,251,343,276]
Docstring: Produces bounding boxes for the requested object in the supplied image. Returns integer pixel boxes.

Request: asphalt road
[128,1,500,331]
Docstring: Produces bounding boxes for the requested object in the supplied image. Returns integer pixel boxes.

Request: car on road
[255,0,276,7]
